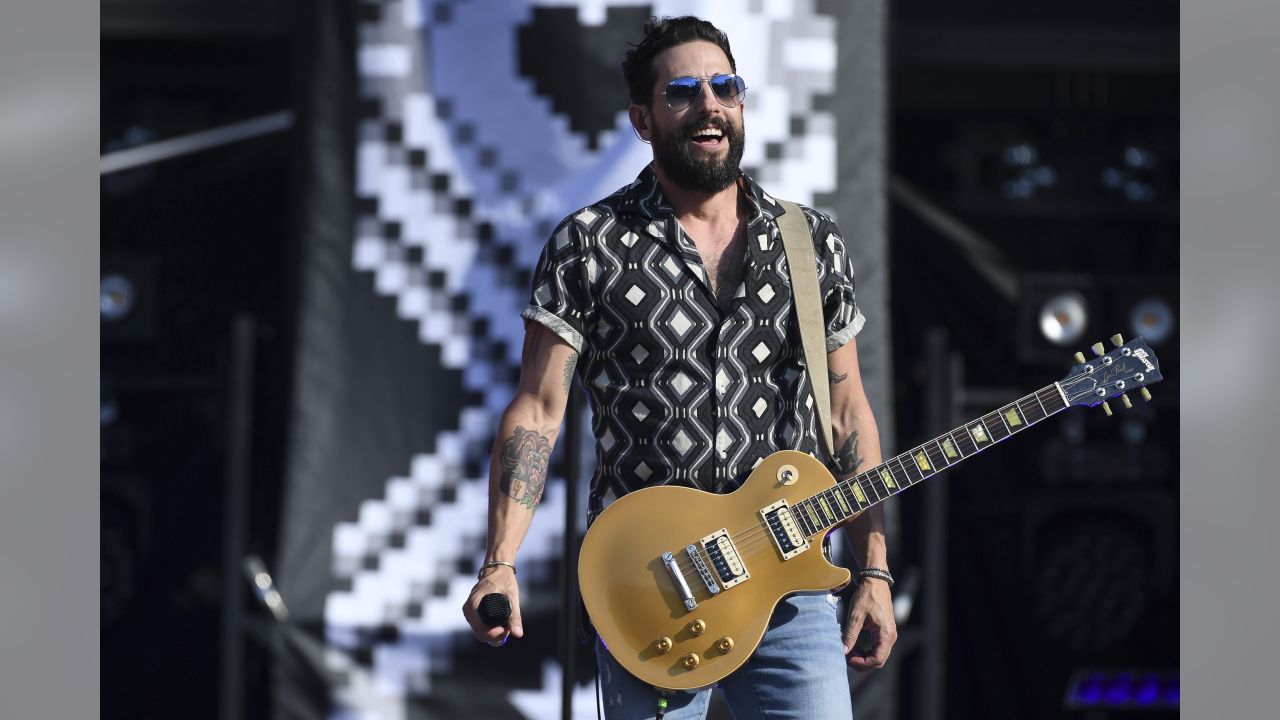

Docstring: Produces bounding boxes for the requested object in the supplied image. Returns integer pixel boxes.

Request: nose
[691,79,720,114]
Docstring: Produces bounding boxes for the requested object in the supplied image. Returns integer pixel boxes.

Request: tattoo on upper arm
[834,430,863,474]
[562,352,578,393]
[829,369,848,385]
[499,426,552,509]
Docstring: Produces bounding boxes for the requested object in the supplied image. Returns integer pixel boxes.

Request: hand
[462,566,524,647]
[842,578,897,671]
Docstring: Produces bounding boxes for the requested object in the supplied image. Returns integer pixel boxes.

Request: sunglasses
[659,74,748,111]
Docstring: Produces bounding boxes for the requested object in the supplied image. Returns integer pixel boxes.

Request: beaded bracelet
[857,567,894,587]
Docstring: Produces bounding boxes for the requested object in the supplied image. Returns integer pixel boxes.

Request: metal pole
[219,314,257,720]
[560,381,584,720]
[920,328,953,720]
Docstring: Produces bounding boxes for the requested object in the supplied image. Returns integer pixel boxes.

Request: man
[463,16,896,718]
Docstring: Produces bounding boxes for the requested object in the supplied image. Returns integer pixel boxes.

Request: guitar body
[577,336,1164,692]
[578,450,850,691]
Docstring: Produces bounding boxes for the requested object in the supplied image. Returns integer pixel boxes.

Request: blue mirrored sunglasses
[660,74,748,111]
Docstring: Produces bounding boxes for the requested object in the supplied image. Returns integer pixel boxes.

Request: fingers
[842,606,866,657]
[462,579,523,646]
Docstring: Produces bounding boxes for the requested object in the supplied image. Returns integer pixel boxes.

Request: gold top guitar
[578,335,1163,691]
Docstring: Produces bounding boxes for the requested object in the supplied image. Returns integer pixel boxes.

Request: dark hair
[622,16,737,107]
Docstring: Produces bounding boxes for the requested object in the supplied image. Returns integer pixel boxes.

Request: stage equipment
[1037,291,1089,346]
[1064,669,1178,711]
[580,337,1162,690]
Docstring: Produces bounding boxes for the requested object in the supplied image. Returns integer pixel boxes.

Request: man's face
[644,40,746,194]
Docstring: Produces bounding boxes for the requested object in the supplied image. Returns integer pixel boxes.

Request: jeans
[595,592,854,719]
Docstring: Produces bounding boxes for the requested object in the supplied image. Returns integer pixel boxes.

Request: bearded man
[464,16,897,719]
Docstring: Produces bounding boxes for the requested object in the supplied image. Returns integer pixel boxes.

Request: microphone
[478,593,512,628]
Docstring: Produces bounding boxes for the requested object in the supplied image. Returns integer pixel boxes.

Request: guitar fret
[897,455,924,485]
[842,478,869,510]
[866,468,891,498]
[826,487,851,521]
[1023,392,1049,423]
[795,500,816,536]
[949,430,974,458]
[923,441,948,470]
[1001,403,1027,432]
[985,411,1013,442]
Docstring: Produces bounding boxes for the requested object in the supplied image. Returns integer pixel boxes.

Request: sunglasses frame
[658,74,748,111]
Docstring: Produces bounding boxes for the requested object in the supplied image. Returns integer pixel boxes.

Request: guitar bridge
[686,544,721,596]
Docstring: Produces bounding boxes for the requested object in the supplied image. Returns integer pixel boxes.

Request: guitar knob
[1111,333,1125,347]
[1141,388,1153,402]
[1091,342,1105,357]
[1101,401,1113,417]
[1073,352,1087,364]
[688,619,706,636]
[682,653,701,670]
[716,636,735,654]
[1121,393,1133,409]
[655,637,673,654]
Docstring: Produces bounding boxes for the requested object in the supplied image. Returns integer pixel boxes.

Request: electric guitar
[578,335,1163,690]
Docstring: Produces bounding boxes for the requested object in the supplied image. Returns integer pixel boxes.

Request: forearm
[831,403,889,570]
[484,395,561,563]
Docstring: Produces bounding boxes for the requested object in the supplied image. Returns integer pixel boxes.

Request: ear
[628,104,652,143]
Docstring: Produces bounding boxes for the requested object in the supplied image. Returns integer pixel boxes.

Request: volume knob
[655,637,673,654]
[682,653,701,670]
[688,619,706,636]
[716,636,735,654]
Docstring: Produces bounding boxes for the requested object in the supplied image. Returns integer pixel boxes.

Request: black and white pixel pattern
[332,1,842,715]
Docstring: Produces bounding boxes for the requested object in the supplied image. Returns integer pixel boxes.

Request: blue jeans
[595,592,853,719]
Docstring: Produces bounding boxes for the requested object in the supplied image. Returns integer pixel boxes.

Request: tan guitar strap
[774,200,835,461]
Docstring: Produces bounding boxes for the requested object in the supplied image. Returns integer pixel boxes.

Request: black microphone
[478,593,511,628]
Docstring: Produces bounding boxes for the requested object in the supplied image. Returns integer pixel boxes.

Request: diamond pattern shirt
[522,165,865,521]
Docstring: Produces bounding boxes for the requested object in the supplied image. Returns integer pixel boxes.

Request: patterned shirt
[522,165,865,520]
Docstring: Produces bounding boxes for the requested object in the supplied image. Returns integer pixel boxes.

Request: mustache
[681,116,734,138]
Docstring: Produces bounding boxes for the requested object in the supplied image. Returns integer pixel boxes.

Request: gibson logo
[1133,348,1156,372]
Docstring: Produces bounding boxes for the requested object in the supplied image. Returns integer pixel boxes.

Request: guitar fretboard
[790,383,1068,536]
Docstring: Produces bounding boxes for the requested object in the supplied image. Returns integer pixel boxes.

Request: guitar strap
[775,200,835,462]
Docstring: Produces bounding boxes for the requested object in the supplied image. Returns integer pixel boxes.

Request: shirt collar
[616,163,788,225]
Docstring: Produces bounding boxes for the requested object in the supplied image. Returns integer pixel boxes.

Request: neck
[651,162,742,224]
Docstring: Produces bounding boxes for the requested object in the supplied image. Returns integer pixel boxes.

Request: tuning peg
[1140,388,1152,402]
[1101,401,1113,417]
[1121,393,1132,409]
[1091,342,1105,356]
[1073,351,1087,364]
[1111,333,1125,347]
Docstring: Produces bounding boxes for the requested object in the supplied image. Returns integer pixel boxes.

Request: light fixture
[100,274,136,322]
[1038,291,1088,346]
[1129,296,1175,346]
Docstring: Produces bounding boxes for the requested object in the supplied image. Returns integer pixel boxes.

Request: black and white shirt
[523,165,865,520]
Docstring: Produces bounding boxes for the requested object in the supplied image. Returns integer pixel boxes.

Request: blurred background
[100,1,1178,718]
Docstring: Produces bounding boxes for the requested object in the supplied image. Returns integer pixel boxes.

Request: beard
[650,114,746,195]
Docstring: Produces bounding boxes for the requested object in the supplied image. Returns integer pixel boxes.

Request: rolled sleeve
[521,217,592,353]
[809,211,865,352]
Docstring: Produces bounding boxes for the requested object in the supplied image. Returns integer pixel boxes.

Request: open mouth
[686,124,726,148]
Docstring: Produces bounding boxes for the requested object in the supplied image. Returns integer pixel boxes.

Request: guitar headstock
[1058,334,1163,414]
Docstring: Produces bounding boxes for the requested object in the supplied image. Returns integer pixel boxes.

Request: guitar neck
[793,383,1069,536]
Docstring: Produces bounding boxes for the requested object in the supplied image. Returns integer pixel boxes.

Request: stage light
[100,274,136,322]
[1065,670,1178,710]
[1129,296,1175,345]
[1037,291,1088,346]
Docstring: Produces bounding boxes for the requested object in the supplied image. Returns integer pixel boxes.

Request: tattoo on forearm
[562,352,578,393]
[829,369,848,385]
[834,430,863,474]
[499,426,551,509]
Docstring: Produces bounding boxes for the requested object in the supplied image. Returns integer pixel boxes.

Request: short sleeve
[521,216,592,353]
[809,210,866,352]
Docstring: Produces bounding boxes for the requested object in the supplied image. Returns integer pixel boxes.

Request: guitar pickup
[699,529,749,590]
[759,500,810,560]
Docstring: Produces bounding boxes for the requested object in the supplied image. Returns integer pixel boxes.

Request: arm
[827,336,898,671]
[461,321,578,646]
